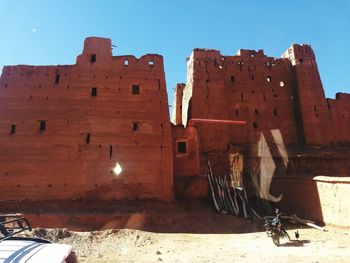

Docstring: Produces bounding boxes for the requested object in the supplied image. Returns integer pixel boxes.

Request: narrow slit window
[252,122,258,129]
[267,76,271,82]
[55,74,60,84]
[177,141,187,154]
[235,109,239,116]
[90,54,96,63]
[231,76,235,83]
[39,120,46,132]
[10,124,16,135]
[274,108,278,116]
[85,133,90,144]
[91,87,97,97]
[132,85,140,95]
[132,122,139,131]
[124,59,129,66]
[254,109,259,115]
[109,145,113,159]
[148,61,154,66]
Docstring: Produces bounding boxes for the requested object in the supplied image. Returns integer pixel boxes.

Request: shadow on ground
[0,199,269,234]
[279,239,311,247]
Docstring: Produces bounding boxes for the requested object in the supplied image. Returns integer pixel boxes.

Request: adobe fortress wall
[0,37,173,201]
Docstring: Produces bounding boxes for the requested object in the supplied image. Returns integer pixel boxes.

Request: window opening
[91,87,97,97]
[109,145,113,159]
[85,133,90,144]
[55,74,60,84]
[132,85,140,95]
[10,124,16,135]
[177,141,187,154]
[132,122,139,131]
[90,54,96,63]
[39,120,46,132]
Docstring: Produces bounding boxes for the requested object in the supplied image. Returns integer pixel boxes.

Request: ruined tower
[282,44,333,145]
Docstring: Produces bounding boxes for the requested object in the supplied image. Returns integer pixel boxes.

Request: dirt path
[36,227,350,263]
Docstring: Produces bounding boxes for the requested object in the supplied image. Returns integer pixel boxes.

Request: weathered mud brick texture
[0,37,173,201]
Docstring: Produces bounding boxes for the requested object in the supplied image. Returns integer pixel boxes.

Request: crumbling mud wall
[171,83,185,125]
[0,37,173,201]
[282,44,334,145]
[173,44,350,177]
[327,93,350,143]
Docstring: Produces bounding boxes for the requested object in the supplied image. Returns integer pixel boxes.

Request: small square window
[90,54,96,63]
[177,141,187,154]
[132,122,139,131]
[132,85,140,95]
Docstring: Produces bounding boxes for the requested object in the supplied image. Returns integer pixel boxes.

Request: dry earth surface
[32,225,350,263]
[2,200,350,262]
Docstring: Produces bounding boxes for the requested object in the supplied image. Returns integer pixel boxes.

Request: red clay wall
[282,44,333,145]
[0,37,173,201]
[181,48,300,153]
[171,83,185,125]
[271,176,350,226]
[327,93,350,143]
[172,125,200,177]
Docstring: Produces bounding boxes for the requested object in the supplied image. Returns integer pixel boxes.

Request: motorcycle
[264,209,291,246]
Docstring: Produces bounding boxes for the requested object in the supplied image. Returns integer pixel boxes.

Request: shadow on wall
[250,129,323,224]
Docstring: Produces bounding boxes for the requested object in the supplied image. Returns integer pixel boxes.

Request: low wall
[271,176,350,226]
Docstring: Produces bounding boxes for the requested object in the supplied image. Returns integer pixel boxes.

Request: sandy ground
[33,226,350,263]
[2,200,350,262]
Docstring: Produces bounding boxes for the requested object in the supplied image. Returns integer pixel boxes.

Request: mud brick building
[0,37,173,201]
[1,37,350,225]
[172,45,350,180]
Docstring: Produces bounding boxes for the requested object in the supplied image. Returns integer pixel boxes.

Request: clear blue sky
[1,0,349,105]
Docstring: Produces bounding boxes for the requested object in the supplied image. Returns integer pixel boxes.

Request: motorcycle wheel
[272,234,280,246]
[281,228,291,241]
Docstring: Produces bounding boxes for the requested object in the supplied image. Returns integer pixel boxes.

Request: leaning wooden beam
[282,215,327,232]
